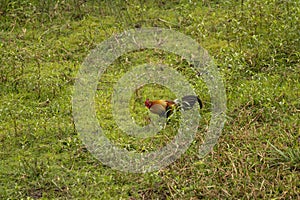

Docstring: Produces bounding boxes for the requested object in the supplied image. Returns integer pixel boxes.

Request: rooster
[145,95,203,118]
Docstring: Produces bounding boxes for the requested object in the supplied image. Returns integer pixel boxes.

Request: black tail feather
[181,95,203,110]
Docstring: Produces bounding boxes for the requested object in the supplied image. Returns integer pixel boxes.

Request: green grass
[1,0,299,199]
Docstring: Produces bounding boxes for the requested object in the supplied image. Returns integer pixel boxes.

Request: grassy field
[0,0,299,199]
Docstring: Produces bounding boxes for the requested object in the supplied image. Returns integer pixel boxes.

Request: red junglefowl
[145,95,203,118]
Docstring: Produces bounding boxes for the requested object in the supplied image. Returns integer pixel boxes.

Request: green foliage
[0,0,299,199]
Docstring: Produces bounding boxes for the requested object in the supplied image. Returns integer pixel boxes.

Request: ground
[0,0,299,199]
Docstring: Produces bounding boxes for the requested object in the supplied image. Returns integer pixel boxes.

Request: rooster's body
[145,95,202,118]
